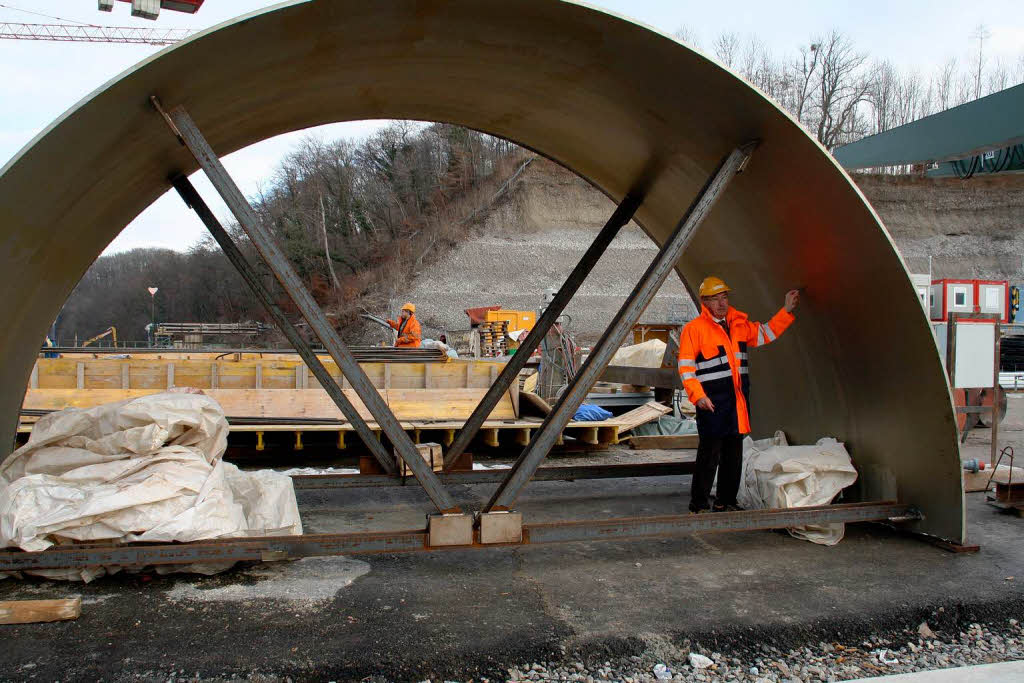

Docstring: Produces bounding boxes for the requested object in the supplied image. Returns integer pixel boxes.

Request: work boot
[713,503,744,512]
[688,503,711,514]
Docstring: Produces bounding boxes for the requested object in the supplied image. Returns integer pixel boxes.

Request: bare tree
[712,31,741,68]
[934,58,958,112]
[986,57,1009,95]
[868,60,898,133]
[809,31,871,148]
[970,24,991,99]
[672,25,701,49]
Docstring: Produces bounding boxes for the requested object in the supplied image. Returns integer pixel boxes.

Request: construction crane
[0,1,200,45]
[99,0,204,21]
[0,22,189,44]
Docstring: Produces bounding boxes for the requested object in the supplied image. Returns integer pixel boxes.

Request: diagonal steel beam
[485,143,757,512]
[442,193,643,470]
[170,174,397,475]
[155,99,460,513]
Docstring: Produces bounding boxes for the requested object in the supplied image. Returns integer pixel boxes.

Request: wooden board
[0,598,81,625]
[615,401,673,432]
[22,387,516,422]
[628,433,699,450]
[31,357,501,391]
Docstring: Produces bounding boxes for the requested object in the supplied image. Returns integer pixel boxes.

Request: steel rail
[485,143,756,512]
[0,502,916,572]
[290,461,696,489]
[170,174,397,475]
[159,101,459,513]
[442,193,644,469]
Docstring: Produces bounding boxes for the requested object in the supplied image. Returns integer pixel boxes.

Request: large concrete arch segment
[0,0,963,541]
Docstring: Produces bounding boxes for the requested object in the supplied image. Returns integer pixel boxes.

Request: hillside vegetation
[57,123,522,344]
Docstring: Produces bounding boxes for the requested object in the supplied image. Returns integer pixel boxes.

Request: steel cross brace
[153,98,460,513]
[486,143,757,511]
[442,193,644,470]
[169,174,397,476]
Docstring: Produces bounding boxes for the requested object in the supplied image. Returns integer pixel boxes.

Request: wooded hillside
[55,122,521,345]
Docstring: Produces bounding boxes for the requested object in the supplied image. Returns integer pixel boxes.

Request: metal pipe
[169,174,397,475]
[159,101,459,513]
[486,144,756,511]
[290,461,696,489]
[442,194,643,469]
[0,502,915,572]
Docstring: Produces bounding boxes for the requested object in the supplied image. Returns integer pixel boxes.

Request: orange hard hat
[401,302,416,313]
[698,276,731,298]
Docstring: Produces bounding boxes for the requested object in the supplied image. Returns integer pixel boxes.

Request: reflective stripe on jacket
[387,314,422,348]
[677,304,794,436]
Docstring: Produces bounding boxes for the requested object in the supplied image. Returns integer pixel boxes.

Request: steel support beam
[442,194,643,469]
[486,144,756,511]
[291,461,696,489]
[170,174,397,475]
[156,100,459,513]
[0,502,916,572]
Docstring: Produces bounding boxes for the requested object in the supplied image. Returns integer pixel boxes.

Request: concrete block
[398,442,443,477]
[479,511,523,544]
[427,513,473,547]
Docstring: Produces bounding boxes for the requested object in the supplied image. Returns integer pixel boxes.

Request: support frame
[442,193,644,469]
[486,143,756,511]
[156,100,459,513]
[170,174,397,475]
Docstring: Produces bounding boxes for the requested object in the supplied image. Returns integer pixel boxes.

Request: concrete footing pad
[850,661,1024,682]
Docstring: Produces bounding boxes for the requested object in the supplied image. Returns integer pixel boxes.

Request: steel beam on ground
[290,461,696,489]
[485,144,755,512]
[442,194,643,470]
[0,502,916,572]
[158,100,458,513]
[170,174,396,475]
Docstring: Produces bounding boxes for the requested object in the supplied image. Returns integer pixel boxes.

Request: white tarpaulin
[0,392,302,581]
[737,432,858,545]
[610,339,667,368]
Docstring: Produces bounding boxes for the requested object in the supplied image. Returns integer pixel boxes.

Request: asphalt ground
[0,400,1022,681]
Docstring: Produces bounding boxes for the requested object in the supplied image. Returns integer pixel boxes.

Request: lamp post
[148,287,158,347]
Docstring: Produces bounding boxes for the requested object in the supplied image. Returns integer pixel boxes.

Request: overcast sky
[1,0,1021,254]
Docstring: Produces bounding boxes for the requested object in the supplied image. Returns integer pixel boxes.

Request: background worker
[677,277,800,513]
[388,302,422,348]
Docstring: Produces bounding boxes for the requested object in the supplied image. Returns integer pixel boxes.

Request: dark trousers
[690,433,743,510]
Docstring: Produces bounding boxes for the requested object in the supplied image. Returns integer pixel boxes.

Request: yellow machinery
[82,327,117,348]
[484,309,536,331]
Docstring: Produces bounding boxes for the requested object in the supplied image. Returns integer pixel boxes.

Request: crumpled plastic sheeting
[737,431,858,545]
[610,339,667,368]
[0,392,302,581]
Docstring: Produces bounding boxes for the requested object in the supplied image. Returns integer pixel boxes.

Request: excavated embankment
[394,159,1024,341]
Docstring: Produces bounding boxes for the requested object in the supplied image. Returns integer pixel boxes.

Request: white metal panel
[980,285,1003,316]
[953,322,996,388]
[948,283,972,312]
[929,284,943,320]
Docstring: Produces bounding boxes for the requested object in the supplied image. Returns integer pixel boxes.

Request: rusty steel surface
[0,502,914,572]
[0,0,963,540]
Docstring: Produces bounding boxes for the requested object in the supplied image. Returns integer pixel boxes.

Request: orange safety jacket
[677,304,795,437]
[388,313,422,348]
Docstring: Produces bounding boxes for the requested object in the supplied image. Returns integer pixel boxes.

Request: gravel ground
[497,617,1023,683]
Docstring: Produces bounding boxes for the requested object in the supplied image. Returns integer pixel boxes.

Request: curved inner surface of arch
[0,0,963,540]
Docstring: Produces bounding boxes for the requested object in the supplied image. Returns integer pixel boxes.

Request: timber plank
[0,598,81,625]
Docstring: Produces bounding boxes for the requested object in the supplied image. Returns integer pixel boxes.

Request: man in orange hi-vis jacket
[677,276,800,513]
[388,302,422,348]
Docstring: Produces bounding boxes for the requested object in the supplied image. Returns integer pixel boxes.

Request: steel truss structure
[0,1,967,572]
[0,104,922,575]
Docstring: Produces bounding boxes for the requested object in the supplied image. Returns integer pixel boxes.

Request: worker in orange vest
[388,302,422,348]
[677,277,799,513]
